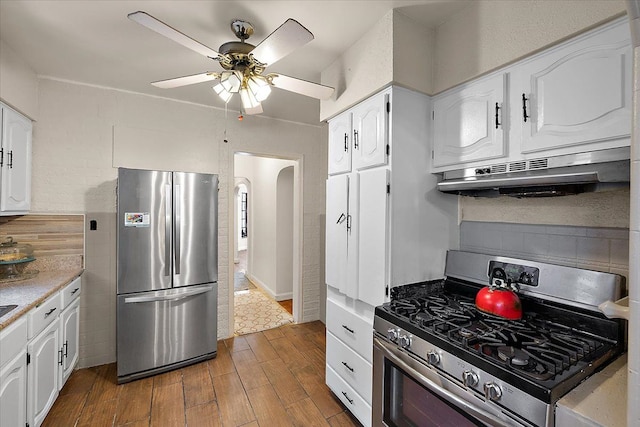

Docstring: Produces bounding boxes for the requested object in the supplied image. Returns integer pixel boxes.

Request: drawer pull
[342,391,354,405]
[71,288,80,295]
[64,340,69,357]
[58,348,64,365]
[341,324,354,334]
[341,361,354,372]
[45,307,57,317]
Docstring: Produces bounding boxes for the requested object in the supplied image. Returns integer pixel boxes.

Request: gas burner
[498,346,530,366]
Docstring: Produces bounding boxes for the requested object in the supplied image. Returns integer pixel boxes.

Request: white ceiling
[0,0,471,125]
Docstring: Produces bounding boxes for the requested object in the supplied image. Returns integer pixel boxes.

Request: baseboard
[246,274,292,301]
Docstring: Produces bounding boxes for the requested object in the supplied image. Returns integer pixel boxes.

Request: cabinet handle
[342,361,354,372]
[0,148,3,167]
[353,130,359,149]
[522,93,529,123]
[346,214,351,231]
[495,102,501,129]
[58,348,64,365]
[44,307,57,317]
[336,213,346,224]
[342,324,354,334]
[71,288,80,295]
[7,150,13,169]
[64,340,69,357]
[342,391,354,405]
[344,133,348,152]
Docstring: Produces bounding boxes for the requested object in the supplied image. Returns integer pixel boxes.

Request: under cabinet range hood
[436,147,631,197]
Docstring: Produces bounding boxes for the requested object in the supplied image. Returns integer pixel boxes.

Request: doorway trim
[228,151,304,337]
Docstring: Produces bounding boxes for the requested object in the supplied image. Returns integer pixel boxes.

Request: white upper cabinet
[351,91,389,171]
[1,104,32,214]
[328,91,389,176]
[515,20,632,155]
[328,111,353,175]
[432,73,507,170]
[430,18,631,172]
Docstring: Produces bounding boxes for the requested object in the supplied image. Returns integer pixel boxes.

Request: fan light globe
[240,86,260,109]
[247,76,272,102]
[221,72,241,93]
[213,83,233,103]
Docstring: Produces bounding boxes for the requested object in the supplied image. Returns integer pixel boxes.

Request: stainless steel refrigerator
[116,168,218,383]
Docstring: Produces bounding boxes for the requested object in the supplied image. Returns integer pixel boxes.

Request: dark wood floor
[43,321,361,427]
[277,299,293,314]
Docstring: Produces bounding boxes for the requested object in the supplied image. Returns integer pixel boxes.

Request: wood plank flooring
[43,321,362,427]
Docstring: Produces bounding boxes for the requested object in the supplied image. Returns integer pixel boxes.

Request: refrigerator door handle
[124,285,213,304]
[175,184,181,275]
[165,184,172,277]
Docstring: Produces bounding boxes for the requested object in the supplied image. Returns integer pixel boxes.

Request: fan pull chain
[223,102,228,143]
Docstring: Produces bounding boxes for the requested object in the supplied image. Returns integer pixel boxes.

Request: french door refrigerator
[116,168,218,383]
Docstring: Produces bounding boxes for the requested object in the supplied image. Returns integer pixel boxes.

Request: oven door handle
[373,336,516,427]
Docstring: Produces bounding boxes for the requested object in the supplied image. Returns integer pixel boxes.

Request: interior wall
[0,39,39,120]
[276,166,294,300]
[235,155,295,299]
[433,0,626,93]
[32,77,325,368]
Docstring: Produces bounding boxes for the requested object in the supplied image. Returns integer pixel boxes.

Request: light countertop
[556,354,628,427]
[0,256,83,329]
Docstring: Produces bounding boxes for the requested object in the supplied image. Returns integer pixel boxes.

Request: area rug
[234,288,293,335]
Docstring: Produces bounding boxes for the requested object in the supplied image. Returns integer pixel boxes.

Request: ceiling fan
[128,11,335,115]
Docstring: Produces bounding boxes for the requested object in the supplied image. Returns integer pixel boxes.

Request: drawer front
[326,332,372,404]
[28,293,61,340]
[0,316,27,367]
[61,276,82,310]
[326,364,372,427]
[326,299,373,363]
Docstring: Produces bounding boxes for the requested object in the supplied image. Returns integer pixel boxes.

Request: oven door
[373,336,524,427]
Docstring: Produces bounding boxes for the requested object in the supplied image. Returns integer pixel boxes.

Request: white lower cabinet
[326,365,372,427]
[27,319,60,427]
[0,318,28,427]
[59,297,80,389]
[0,275,81,427]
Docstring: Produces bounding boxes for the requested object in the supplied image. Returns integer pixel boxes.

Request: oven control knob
[387,328,399,342]
[462,370,479,387]
[399,334,412,349]
[483,382,502,401]
[426,350,440,365]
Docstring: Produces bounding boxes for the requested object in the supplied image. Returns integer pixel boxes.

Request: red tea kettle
[475,267,523,320]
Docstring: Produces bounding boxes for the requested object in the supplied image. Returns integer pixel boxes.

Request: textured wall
[0,39,39,120]
[33,78,326,368]
[433,0,626,93]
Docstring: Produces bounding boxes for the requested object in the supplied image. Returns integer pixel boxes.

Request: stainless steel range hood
[436,147,630,197]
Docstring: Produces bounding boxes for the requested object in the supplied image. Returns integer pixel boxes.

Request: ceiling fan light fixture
[247,76,272,102]
[240,86,260,109]
[220,71,241,93]
[213,82,233,103]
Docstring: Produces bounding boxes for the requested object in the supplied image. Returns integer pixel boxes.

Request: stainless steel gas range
[372,250,626,427]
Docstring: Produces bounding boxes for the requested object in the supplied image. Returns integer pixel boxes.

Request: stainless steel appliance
[373,250,625,427]
[116,168,218,383]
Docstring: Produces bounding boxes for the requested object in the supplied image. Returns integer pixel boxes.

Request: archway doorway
[231,153,301,336]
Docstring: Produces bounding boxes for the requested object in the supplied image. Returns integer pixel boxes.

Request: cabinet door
[432,73,507,169]
[59,298,80,389]
[0,350,27,427]
[516,21,632,154]
[1,106,32,213]
[355,168,388,307]
[27,319,60,427]
[352,91,388,171]
[328,111,352,175]
[325,175,350,296]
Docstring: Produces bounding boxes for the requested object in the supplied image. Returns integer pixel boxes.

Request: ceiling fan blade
[270,74,335,100]
[244,103,264,115]
[128,11,220,59]
[151,72,220,89]
[250,19,313,66]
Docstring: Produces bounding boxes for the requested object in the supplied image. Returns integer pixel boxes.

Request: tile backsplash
[460,221,629,283]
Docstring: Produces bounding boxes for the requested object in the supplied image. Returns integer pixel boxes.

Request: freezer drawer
[116,284,217,381]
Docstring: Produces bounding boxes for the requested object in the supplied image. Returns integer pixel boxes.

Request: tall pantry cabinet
[324,86,458,426]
